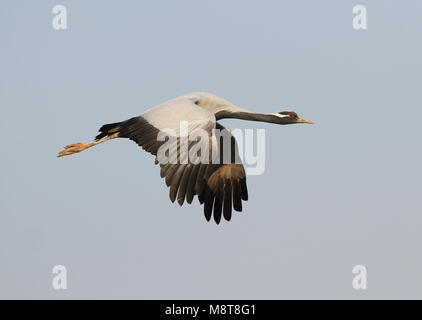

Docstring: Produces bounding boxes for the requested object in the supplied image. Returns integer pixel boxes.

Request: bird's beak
[298,118,314,124]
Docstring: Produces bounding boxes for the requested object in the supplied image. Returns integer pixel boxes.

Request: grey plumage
[58,92,313,224]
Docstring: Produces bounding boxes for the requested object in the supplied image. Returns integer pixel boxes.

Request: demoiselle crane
[58,92,313,223]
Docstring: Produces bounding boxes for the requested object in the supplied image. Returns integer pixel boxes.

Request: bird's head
[276,111,314,125]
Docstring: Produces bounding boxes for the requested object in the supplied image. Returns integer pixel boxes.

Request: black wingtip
[213,197,223,224]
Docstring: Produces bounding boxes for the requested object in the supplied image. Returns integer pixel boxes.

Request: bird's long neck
[216,109,290,125]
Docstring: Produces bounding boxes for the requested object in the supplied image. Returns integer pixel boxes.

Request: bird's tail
[95,121,125,140]
[95,117,144,142]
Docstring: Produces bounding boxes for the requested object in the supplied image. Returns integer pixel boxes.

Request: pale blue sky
[1,0,421,299]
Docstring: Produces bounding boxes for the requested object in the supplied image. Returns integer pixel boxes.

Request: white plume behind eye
[272,113,290,119]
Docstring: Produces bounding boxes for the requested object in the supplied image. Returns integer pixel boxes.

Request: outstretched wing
[96,96,248,223]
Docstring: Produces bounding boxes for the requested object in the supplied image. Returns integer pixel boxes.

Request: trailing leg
[57,133,119,157]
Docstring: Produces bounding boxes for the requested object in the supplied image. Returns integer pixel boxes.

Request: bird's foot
[57,142,92,157]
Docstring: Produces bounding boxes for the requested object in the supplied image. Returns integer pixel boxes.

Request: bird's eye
[289,113,294,118]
